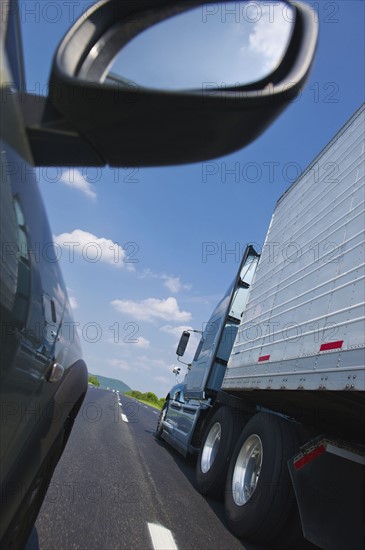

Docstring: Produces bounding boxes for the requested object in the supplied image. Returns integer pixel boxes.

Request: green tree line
[125,390,165,409]
[88,374,100,386]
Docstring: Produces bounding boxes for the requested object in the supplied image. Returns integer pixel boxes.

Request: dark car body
[0,4,88,548]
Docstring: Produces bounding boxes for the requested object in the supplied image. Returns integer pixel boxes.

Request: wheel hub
[201,422,221,473]
[232,434,263,506]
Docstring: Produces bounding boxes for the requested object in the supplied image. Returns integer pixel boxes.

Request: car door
[0,8,70,543]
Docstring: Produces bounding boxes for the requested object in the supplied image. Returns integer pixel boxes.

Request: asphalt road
[25,387,252,550]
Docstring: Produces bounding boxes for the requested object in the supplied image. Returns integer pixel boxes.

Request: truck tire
[155,400,168,440]
[196,407,243,498]
[224,412,300,543]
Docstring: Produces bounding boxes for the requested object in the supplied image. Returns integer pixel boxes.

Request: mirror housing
[176,331,190,357]
[24,0,318,167]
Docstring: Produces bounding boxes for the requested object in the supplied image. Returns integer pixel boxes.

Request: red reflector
[319,340,343,352]
[294,445,326,470]
[258,355,270,362]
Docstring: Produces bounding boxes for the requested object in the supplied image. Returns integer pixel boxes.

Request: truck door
[184,245,259,400]
[167,246,259,450]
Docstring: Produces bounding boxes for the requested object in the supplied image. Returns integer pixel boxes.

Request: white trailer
[225,103,364,396]
[158,103,365,549]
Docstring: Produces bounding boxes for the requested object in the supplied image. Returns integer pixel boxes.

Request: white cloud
[136,337,150,349]
[68,295,78,309]
[133,355,166,370]
[111,297,191,322]
[107,335,150,349]
[54,229,133,270]
[164,276,181,293]
[66,288,78,309]
[109,358,131,371]
[138,269,191,293]
[60,169,97,200]
[138,268,155,279]
[163,276,192,293]
[160,324,201,357]
[116,355,167,372]
[160,324,193,337]
[138,355,167,369]
[248,7,293,72]
[131,336,150,349]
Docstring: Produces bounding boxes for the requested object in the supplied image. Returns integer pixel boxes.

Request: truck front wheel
[155,400,168,440]
[196,407,243,498]
[224,412,300,543]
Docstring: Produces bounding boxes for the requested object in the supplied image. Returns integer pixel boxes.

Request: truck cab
[157,245,259,455]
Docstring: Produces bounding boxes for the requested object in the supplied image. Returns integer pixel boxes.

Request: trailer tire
[196,407,243,498]
[224,412,299,543]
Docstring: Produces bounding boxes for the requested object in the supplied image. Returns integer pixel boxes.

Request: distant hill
[92,374,132,394]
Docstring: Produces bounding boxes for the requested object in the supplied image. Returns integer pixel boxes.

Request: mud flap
[289,437,365,550]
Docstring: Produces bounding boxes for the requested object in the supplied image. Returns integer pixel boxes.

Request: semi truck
[156,103,365,549]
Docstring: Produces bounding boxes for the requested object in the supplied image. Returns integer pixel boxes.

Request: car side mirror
[176,331,191,357]
[23,0,318,167]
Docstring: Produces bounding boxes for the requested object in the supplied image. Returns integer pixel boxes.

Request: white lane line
[118,402,123,407]
[121,413,129,423]
[153,411,158,415]
[148,523,178,550]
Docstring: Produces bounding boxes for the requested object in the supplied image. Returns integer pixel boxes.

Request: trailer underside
[222,389,365,441]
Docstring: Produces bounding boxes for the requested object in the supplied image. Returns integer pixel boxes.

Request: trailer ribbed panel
[223,104,365,391]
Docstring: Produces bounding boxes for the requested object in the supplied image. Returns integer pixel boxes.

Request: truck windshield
[229,254,259,319]
[192,247,259,365]
[198,285,233,357]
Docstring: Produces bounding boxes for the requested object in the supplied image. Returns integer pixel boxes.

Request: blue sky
[112,2,293,88]
[20,1,364,396]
